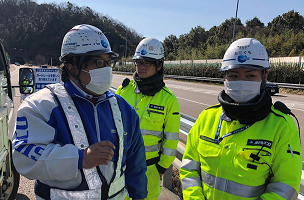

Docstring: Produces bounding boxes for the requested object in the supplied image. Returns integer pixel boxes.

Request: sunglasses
[89,59,116,68]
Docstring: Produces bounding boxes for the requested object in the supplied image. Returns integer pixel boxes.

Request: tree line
[163,10,304,61]
[0,0,143,65]
[0,0,303,65]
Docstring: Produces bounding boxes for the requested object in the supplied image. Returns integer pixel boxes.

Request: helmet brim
[86,50,119,58]
[132,55,163,62]
[59,50,119,62]
[221,64,270,71]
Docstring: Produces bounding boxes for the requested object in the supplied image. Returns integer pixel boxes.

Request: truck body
[0,42,20,200]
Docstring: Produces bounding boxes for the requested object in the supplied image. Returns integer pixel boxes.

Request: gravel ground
[172,166,183,199]
[14,176,35,200]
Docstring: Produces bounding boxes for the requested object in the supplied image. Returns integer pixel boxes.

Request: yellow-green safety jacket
[180,104,302,200]
[116,80,180,173]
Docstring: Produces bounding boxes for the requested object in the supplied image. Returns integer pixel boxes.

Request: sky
[35,0,304,42]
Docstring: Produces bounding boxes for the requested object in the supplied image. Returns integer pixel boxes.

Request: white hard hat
[221,38,270,71]
[59,24,118,62]
[133,38,164,61]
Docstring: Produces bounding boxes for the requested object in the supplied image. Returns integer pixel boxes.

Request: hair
[60,56,89,82]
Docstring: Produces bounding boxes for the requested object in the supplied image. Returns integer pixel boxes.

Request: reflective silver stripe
[201,170,266,198]
[50,188,101,199]
[266,182,298,200]
[98,162,114,184]
[108,98,124,178]
[108,188,127,200]
[164,131,179,140]
[50,84,126,198]
[140,129,162,138]
[181,177,202,191]
[50,187,128,200]
[108,173,125,197]
[162,147,177,156]
[53,84,102,190]
[145,143,161,152]
[181,159,201,172]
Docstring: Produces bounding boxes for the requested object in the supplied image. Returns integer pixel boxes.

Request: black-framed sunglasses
[89,59,116,68]
[133,60,154,67]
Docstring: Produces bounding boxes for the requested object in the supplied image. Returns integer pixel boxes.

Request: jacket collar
[64,80,113,101]
[218,90,272,125]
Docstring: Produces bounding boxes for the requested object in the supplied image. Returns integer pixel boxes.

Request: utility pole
[232,0,240,42]
[125,30,128,65]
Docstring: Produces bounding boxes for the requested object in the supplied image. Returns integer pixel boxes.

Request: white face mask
[224,80,261,103]
[82,67,112,95]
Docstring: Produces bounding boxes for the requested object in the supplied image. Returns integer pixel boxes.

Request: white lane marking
[166,83,220,96]
[177,97,211,107]
[10,65,18,74]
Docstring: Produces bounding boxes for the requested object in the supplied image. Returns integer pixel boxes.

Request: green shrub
[268,63,304,84]
[113,62,304,84]
[113,64,135,73]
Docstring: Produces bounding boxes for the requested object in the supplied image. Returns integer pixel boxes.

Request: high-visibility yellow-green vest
[116,80,180,173]
[180,104,302,200]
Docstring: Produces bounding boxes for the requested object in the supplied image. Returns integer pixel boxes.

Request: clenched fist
[82,140,115,169]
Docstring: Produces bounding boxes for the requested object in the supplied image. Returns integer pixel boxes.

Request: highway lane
[112,74,304,158]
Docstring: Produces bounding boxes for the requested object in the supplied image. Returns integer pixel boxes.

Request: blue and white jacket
[12,80,147,199]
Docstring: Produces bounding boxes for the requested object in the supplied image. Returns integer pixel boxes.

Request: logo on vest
[247,139,273,149]
[149,104,164,111]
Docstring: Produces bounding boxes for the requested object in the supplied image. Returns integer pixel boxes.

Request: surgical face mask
[82,67,112,95]
[224,80,261,103]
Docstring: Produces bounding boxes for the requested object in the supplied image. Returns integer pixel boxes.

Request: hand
[82,141,115,169]
[159,172,163,180]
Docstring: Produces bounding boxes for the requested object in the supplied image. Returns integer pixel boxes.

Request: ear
[66,63,79,77]
[264,70,269,81]
[157,63,163,72]
[224,72,228,81]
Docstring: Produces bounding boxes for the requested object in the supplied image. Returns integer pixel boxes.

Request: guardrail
[113,71,304,90]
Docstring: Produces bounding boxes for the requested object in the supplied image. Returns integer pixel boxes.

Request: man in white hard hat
[116,38,180,200]
[180,38,302,200]
[13,24,147,200]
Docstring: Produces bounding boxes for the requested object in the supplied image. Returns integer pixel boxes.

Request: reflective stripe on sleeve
[161,147,177,157]
[266,182,298,200]
[201,170,266,198]
[141,129,162,138]
[145,143,162,152]
[181,159,201,173]
[181,177,202,191]
[164,131,179,140]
